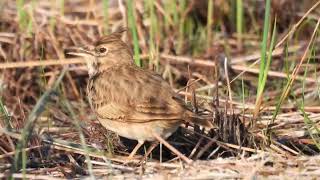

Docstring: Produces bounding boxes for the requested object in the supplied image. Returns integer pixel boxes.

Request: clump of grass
[270,17,320,125]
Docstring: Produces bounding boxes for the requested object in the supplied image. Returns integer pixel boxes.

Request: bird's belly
[97,118,180,142]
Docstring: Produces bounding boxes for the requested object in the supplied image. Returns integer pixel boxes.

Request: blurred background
[0,0,320,178]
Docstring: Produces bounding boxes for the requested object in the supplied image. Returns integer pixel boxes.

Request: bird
[66,29,214,162]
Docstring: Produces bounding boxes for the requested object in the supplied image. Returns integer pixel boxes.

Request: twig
[152,132,192,164]
[0,173,64,180]
[0,145,42,159]
[224,57,233,111]
[0,54,317,84]
[41,136,130,164]
[0,58,85,69]
[86,160,135,172]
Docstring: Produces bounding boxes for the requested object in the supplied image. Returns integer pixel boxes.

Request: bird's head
[66,29,133,76]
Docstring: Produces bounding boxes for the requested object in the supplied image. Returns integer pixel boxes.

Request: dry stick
[0,173,64,180]
[0,145,42,159]
[176,78,202,93]
[224,57,233,111]
[62,50,316,88]
[139,142,159,164]
[0,58,85,69]
[161,54,216,67]
[273,140,299,155]
[0,128,22,140]
[182,90,320,114]
[195,140,215,160]
[0,54,316,83]
[152,132,193,164]
[255,133,300,156]
[231,44,301,64]
[182,127,265,154]
[160,54,317,83]
[41,137,131,164]
[231,64,317,83]
[188,136,204,159]
[86,160,135,172]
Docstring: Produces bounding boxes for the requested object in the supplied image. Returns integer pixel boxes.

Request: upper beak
[65,46,95,57]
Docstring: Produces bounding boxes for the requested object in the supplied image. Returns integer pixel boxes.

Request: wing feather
[89,66,187,123]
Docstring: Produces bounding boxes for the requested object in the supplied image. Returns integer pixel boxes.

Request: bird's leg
[127,140,144,160]
[139,142,159,164]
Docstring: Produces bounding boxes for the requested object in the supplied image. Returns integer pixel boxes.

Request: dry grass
[0,0,320,179]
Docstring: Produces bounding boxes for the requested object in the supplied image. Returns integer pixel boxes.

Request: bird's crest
[94,27,128,46]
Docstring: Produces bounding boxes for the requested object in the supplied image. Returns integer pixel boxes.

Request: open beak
[65,46,94,57]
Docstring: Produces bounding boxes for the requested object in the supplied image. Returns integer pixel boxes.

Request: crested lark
[67,30,214,162]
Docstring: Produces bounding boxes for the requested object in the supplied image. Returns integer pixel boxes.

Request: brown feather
[71,32,214,144]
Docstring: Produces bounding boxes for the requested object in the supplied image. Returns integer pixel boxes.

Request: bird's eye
[99,47,107,53]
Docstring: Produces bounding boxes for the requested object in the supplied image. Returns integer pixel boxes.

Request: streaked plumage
[67,30,214,160]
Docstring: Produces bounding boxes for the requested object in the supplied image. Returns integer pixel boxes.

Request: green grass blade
[59,0,64,15]
[206,0,213,49]
[102,0,109,34]
[236,0,243,48]
[259,18,277,96]
[127,0,141,66]
[257,0,271,93]
[176,0,186,54]
[253,0,271,119]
